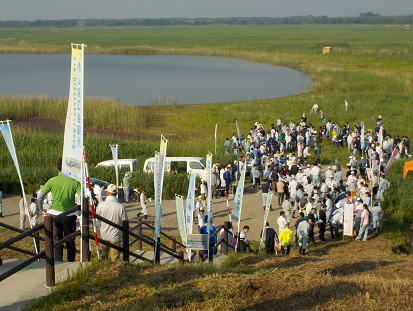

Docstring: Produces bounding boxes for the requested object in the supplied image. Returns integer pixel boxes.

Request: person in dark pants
[37,159,81,262]
[307,207,317,243]
[261,222,277,255]
[318,204,327,241]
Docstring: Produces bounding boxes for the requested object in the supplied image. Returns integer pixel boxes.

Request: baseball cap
[106,184,117,194]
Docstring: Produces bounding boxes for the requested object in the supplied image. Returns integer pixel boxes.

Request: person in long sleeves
[378,175,390,201]
[29,197,39,227]
[96,184,128,261]
[355,204,370,241]
[123,172,132,203]
[139,190,151,219]
[282,195,293,224]
[278,223,294,255]
[297,216,310,255]
[370,201,383,235]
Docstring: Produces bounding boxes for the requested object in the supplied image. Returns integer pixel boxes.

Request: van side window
[189,161,204,170]
[146,162,153,170]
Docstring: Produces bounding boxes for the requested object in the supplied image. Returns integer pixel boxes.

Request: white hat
[307,164,310,167]
[201,179,204,182]
[327,166,331,169]
[106,184,117,194]
[198,195,202,199]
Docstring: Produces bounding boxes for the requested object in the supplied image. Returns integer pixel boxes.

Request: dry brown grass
[20,234,413,311]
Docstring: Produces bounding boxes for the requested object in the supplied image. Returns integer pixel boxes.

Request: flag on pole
[206,152,213,260]
[110,144,119,197]
[384,148,400,175]
[0,120,30,220]
[175,194,186,245]
[154,135,168,238]
[186,173,195,235]
[231,162,246,230]
[378,126,383,147]
[62,44,85,183]
[360,126,365,150]
[258,192,272,253]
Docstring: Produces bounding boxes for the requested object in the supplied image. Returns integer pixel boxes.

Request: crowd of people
[216,107,402,256]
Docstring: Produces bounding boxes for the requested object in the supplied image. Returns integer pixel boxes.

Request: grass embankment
[24,236,413,311]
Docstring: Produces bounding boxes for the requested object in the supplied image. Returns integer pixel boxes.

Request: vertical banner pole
[110,144,119,198]
[154,135,168,262]
[231,162,246,252]
[0,120,38,253]
[206,152,213,261]
[185,173,195,261]
[62,43,86,261]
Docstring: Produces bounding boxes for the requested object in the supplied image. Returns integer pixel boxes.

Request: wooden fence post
[137,217,142,251]
[122,220,129,263]
[82,201,90,262]
[224,221,230,255]
[172,238,176,252]
[44,215,55,287]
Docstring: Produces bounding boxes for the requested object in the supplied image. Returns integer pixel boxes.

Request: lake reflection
[0,54,311,106]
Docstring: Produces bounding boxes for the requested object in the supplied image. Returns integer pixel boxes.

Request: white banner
[62,44,85,182]
[0,120,30,219]
[186,173,196,235]
[343,204,354,236]
[258,192,272,253]
[175,194,186,245]
[110,145,119,196]
[206,152,213,260]
[378,126,383,147]
[231,162,246,229]
[154,135,168,238]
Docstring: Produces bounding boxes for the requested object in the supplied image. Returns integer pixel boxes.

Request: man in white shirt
[277,211,287,236]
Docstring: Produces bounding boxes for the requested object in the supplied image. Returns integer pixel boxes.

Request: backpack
[265,170,271,180]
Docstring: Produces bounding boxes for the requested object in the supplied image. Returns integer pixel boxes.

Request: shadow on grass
[239,281,363,311]
[319,260,402,277]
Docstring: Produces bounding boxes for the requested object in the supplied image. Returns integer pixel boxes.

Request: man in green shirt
[37,159,81,262]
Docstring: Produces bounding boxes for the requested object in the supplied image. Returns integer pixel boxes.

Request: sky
[1,0,412,21]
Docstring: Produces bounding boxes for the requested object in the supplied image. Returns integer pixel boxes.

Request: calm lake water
[0,54,311,106]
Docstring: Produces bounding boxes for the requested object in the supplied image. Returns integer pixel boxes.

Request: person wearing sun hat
[96,184,128,261]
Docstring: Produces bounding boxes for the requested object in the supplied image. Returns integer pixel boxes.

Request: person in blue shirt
[224,167,231,191]
[199,215,217,256]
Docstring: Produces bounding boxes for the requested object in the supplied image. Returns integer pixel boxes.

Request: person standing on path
[37,158,81,262]
[355,204,370,241]
[318,204,327,241]
[96,184,128,261]
[123,172,131,203]
[297,216,310,255]
[282,195,293,224]
[224,166,232,192]
[139,190,151,219]
[261,222,277,255]
[278,223,294,255]
[277,211,287,236]
[276,179,285,206]
[261,180,272,211]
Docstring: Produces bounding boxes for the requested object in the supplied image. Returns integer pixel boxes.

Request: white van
[96,159,140,173]
[143,157,207,180]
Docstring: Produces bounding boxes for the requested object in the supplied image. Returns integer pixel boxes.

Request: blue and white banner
[110,144,119,195]
[0,120,29,217]
[231,162,246,229]
[259,192,272,253]
[175,194,186,245]
[378,125,383,147]
[154,135,168,238]
[62,44,85,182]
[185,173,196,235]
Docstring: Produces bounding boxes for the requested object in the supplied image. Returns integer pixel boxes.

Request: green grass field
[0,24,412,310]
